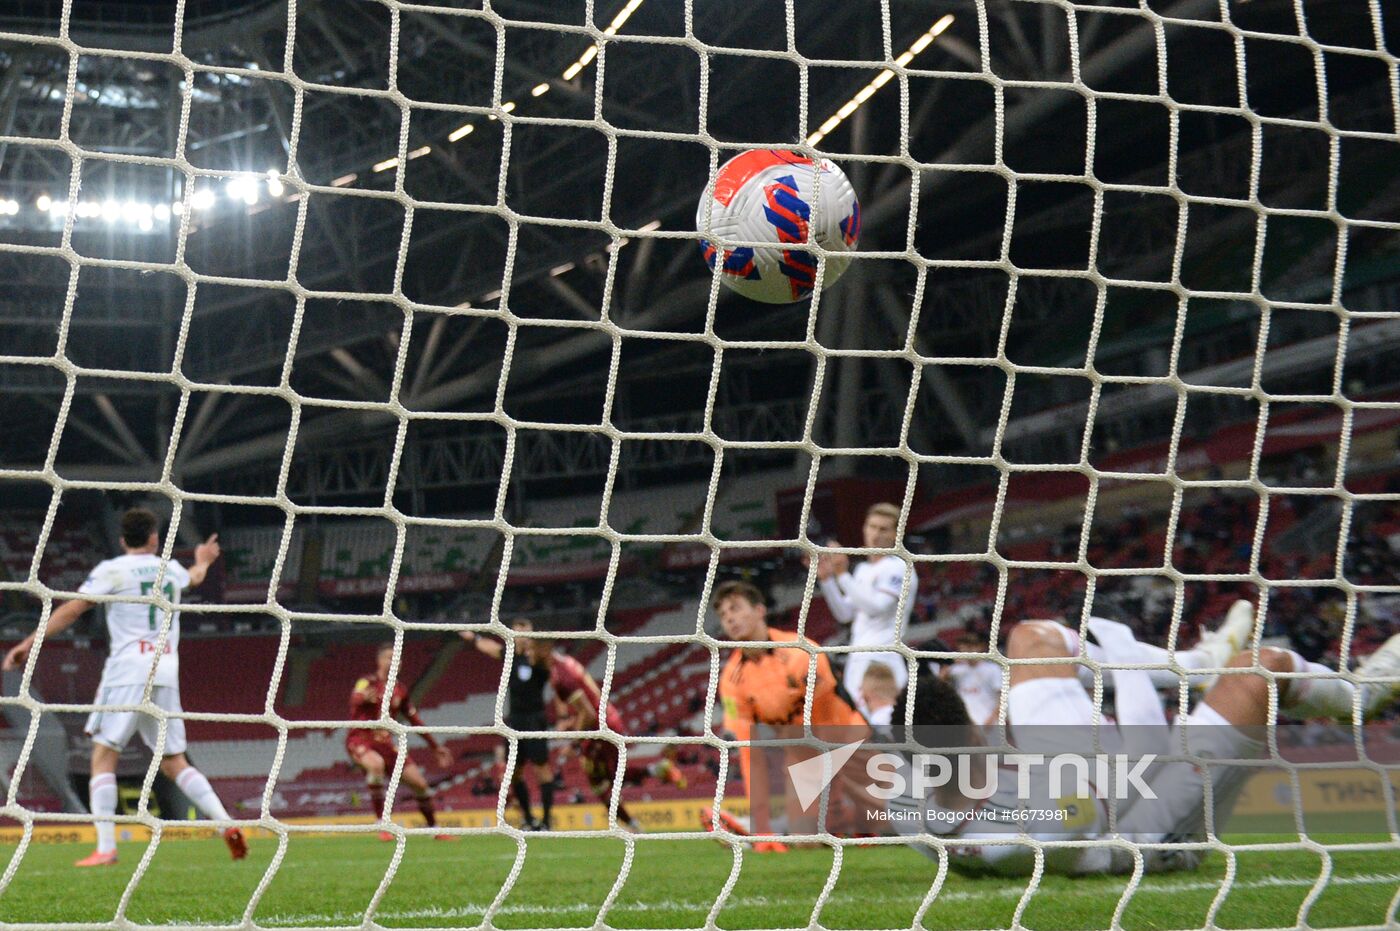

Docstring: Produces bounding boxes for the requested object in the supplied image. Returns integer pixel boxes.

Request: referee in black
[460,618,556,830]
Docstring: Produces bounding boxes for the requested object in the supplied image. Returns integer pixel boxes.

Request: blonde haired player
[860,662,901,728]
[2,507,245,866]
[815,502,913,711]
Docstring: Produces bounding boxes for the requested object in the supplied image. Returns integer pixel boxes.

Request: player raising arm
[814,503,913,713]
[523,638,684,833]
[460,618,559,830]
[346,643,454,841]
[2,508,244,867]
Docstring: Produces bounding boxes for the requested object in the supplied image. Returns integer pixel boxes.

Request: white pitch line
[255,872,1400,926]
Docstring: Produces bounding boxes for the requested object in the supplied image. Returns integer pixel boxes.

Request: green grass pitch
[0,832,1396,929]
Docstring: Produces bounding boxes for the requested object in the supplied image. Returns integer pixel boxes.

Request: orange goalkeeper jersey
[719,626,865,731]
[718,627,866,831]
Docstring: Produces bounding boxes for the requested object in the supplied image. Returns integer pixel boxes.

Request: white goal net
[1,0,1399,928]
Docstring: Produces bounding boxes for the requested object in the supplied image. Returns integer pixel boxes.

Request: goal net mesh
[2,0,1398,927]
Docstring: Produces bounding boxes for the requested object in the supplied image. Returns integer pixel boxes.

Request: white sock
[1137,642,1213,671]
[1069,633,1212,690]
[175,767,230,822]
[1281,651,1357,720]
[90,773,118,854]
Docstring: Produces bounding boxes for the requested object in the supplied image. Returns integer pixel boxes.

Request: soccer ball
[696,149,861,304]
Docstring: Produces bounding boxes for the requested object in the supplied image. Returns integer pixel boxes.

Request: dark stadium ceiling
[0,0,1397,504]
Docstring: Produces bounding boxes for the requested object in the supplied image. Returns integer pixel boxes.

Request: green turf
[0,832,1397,929]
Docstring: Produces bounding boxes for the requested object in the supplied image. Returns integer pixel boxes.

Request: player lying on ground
[346,643,454,840]
[2,508,245,866]
[709,580,886,852]
[460,618,560,830]
[887,601,1400,875]
[522,637,684,833]
[812,503,912,716]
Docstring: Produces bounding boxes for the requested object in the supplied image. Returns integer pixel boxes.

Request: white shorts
[85,684,188,757]
[1115,703,1265,869]
[1008,678,1263,873]
[1005,676,1124,757]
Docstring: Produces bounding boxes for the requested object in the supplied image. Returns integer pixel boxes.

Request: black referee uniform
[505,649,554,829]
[506,651,550,764]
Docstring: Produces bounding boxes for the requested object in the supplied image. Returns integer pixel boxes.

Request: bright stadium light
[36,193,51,212]
[101,200,119,222]
[532,82,550,97]
[807,14,954,145]
[227,177,259,205]
[373,156,398,173]
[407,145,431,160]
[331,173,357,187]
[265,170,285,197]
[153,203,171,222]
[563,0,644,80]
[191,188,215,210]
[448,123,474,142]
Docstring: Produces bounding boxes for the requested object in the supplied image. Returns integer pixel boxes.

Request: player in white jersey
[860,662,900,728]
[2,508,246,867]
[885,601,1400,875]
[816,502,913,712]
[946,632,1003,725]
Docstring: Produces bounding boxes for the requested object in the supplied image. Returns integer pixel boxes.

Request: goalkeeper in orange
[706,580,885,852]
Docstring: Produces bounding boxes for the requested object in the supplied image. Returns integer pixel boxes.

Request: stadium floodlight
[100,200,118,222]
[226,177,259,205]
[372,156,398,173]
[407,145,431,160]
[265,170,285,197]
[153,203,171,222]
[331,173,357,187]
[448,123,474,142]
[531,82,550,97]
[563,0,644,79]
[35,193,51,212]
[190,188,216,210]
[807,14,954,145]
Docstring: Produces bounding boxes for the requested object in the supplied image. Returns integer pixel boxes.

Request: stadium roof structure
[0,0,1396,506]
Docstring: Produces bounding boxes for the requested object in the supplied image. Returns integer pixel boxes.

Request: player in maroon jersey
[346,643,454,840]
[523,638,685,833]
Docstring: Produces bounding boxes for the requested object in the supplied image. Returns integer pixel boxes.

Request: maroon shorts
[346,732,399,774]
[580,739,619,788]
